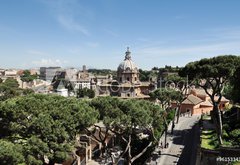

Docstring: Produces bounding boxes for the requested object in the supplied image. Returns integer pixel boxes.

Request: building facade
[172,89,230,115]
[40,67,61,81]
[117,47,140,84]
[98,48,156,98]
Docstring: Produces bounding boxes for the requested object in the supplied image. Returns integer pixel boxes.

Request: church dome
[118,48,138,72]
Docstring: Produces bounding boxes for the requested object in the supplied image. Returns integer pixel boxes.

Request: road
[177,117,200,165]
[147,114,200,165]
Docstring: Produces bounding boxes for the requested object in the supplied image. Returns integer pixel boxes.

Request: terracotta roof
[190,88,212,96]
[214,96,229,102]
[182,98,194,105]
[200,100,213,107]
[182,94,203,105]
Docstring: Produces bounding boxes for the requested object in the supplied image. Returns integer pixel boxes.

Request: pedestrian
[160,141,163,148]
[166,142,169,148]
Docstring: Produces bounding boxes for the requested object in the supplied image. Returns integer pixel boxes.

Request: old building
[47,48,156,98]
[51,65,97,96]
[4,69,18,79]
[172,88,230,115]
[73,65,95,90]
[40,67,61,81]
[98,48,156,98]
[117,47,139,84]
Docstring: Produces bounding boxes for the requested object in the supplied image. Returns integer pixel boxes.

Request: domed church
[97,48,156,98]
[117,47,140,84]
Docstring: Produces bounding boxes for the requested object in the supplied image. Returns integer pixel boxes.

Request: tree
[230,66,240,103]
[90,97,165,165]
[77,88,95,98]
[179,55,240,144]
[139,69,158,82]
[229,129,240,146]
[149,88,182,109]
[149,88,182,146]
[112,99,157,165]
[88,97,123,157]
[22,88,34,95]
[0,78,31,101]
[0,84,19,101]
[139,69,150,81]
[0,140,24,165]
[164,74,188,123]
[21,70,37,82]
[0,78,35,101]
[0,94,98,164]
[0,78,22,101]
[3,78,19,88]
[152,67,159,71]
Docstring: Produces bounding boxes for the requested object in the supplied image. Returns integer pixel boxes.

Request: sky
[1,0,240,70]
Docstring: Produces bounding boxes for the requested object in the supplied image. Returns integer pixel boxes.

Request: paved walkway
[146,115,201,165]
[88,160,100,165]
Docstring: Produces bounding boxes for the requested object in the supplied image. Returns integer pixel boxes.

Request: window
[127,77,130,81]
[135,77,137,81]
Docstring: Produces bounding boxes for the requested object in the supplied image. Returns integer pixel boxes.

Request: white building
[74,80,91,89]
[4,69,18,79]
[56,88,68,97]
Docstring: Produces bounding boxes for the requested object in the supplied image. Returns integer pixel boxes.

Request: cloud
[204,27,240,41]
[32,59,68,67]
[57,15,89,35]
[40,0,91,35]
[135,27,240,58]
[135,41,240,61]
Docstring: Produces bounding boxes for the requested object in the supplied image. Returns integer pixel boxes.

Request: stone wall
[200,147,240,165]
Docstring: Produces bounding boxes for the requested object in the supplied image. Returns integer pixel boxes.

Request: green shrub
[229,129,240,138]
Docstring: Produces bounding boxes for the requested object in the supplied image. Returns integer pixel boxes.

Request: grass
[222,140,233,147]
[230,161,240,165]
[202,114,211,120]
[201,130,219,150]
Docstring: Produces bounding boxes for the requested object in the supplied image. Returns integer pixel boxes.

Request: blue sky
[1,0,240,70]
